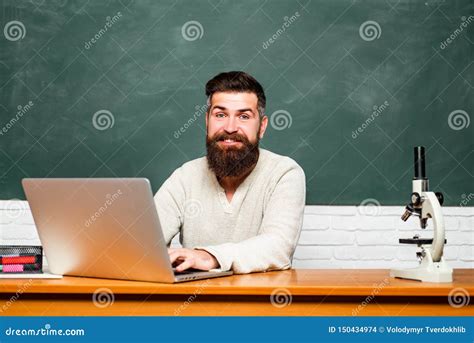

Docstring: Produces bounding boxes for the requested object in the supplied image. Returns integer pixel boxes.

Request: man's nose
[224,116,238,133]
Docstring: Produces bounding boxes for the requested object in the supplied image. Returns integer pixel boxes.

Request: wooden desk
[0,269,472,316]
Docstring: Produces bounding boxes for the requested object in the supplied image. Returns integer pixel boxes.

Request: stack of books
[0,246,42,274]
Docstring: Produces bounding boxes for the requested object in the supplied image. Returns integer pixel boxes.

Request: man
[154,71,306,274]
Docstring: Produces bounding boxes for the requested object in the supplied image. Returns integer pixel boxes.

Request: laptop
[22,178,233,283]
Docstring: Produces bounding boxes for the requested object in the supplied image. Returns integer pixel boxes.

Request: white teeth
[224,139,235,142]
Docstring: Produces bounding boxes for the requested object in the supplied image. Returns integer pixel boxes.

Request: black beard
[206,132,259,178]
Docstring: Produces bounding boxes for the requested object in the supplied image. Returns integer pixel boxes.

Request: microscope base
[390,256,453,283]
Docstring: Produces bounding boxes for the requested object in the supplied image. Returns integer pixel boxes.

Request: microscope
[390,146,453,283]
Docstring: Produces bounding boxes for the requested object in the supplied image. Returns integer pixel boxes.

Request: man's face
[205,92,268,178]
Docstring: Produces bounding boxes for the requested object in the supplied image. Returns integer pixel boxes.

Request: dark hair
[205,71,266,117]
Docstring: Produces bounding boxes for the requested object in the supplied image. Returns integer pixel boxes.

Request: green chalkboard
[0,0,472,205]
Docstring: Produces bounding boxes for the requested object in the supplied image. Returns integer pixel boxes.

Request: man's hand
[168,248,219,272]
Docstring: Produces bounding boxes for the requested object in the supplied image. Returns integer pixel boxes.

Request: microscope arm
[421,192,445,262]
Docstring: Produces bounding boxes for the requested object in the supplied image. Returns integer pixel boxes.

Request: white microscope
[390,146,453,283]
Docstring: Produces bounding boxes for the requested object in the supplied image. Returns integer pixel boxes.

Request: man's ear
[259,116,268,139]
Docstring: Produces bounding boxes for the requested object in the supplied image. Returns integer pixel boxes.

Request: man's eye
[215,113,226,118]
[239,114,250,120]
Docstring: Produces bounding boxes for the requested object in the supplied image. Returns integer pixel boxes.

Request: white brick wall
[1,200,472,269]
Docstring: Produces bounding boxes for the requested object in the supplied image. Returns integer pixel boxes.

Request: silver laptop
[22,178,233,283]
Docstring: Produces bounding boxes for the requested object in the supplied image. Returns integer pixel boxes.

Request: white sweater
[153,148,306,274]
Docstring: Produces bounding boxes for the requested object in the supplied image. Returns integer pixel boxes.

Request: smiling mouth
[219,139,242,145]
[217,135,243,142]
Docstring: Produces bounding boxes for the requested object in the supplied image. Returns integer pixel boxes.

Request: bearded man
[154,71,306,274]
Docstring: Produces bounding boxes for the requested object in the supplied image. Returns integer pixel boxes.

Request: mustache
[210,132,249,143]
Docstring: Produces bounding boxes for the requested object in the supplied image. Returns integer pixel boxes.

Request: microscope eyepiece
[414,146,426,179]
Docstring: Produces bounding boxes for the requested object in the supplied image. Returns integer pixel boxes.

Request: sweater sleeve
[153,168,185,246]
[195,163,306,274]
